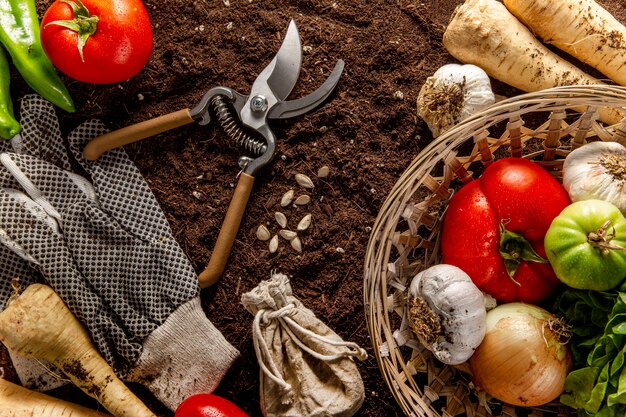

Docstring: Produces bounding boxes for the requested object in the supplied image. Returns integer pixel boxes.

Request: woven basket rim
[364,84,626,417]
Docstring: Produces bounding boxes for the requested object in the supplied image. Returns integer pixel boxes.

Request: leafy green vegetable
[555,289,626,416]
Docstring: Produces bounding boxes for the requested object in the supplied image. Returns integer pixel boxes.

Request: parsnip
[0,284,156,417]
[504,0,626,87]
[0,378,110,417]
[443,0,624,125]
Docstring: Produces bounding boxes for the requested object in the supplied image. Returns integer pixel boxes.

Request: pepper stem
[44,0,99,62]
[587,219,625,255]
[499,220,548,285]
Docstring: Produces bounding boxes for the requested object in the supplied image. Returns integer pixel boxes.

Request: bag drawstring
[252,304,294,398]
[252,302,368,403]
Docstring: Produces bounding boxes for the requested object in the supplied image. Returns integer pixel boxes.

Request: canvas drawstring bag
[241,272,367,417]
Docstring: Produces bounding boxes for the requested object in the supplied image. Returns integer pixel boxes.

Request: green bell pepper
[0,45,20,139]
[0,0,74,113]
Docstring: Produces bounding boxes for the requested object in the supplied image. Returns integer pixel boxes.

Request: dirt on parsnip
[2,0,626,416]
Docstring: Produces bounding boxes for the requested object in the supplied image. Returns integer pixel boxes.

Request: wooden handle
[199,173,255,288]
[83,109,195,161]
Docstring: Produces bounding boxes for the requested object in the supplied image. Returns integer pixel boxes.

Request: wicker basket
[364,85,626,417]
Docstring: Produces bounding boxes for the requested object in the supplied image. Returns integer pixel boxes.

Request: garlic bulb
[407,264,487,365]
[417,64,495,137]
[563,141,626,213]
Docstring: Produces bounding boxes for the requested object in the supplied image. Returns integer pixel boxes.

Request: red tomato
[40,0,153,84]
[175,394,249,417]
[441,157,570,303]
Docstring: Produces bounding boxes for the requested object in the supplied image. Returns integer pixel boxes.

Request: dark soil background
[2,0,626,416]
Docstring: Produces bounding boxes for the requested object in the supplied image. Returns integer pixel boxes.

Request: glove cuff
[128,296,239,411]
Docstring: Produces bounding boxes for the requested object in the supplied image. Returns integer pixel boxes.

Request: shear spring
[210,95,267,155]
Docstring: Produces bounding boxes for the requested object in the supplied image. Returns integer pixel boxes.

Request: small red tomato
[175,394,249,417]
[441,157,571,303]
[40,0,153,84]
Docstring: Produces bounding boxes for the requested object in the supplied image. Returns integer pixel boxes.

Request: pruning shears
[83,20,344,288]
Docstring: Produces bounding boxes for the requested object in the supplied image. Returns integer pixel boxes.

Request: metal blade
[268,59,344,120]
[249,20,302,102]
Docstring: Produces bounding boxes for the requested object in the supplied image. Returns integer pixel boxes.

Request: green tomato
[544,199,626,291]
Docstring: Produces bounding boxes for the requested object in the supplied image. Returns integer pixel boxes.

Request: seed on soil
[317,166,329,178]
[279,229,297,241]
[295,173,314,189]
[256,224,271,241]
[297,214,312,231]
[275,212,288,228]
[280,189,295,207]
[269,235,279,253]
[291,236,302,253]
[294,195,311,206]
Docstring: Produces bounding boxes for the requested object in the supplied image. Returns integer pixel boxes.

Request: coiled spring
[211,95,267,155]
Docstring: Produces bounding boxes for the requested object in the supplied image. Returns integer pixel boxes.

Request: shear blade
[268,59,345,120]
[250,20,302,102]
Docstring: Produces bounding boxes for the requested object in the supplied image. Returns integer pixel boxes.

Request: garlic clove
[407,263,486,365]
[417,64,495,138]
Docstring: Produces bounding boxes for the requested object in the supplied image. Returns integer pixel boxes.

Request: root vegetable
[0,378,110,416]
[0,284,155,417]
[443,0,624,125]
[504,0,626,87]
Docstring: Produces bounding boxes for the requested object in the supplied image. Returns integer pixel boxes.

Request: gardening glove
[0,95,239,410]
[0,133,67,391]
[0,134,36,300]
[0,138,36,301]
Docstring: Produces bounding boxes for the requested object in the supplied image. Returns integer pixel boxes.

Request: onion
[469,303,572,407]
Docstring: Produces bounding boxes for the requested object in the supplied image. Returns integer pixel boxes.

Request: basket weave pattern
[364,85,626,417]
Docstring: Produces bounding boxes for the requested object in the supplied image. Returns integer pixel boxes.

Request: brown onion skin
[469,303,572,407]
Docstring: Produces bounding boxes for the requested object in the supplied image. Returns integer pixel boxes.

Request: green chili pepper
[0,0,74,113]
[0,45,20,140]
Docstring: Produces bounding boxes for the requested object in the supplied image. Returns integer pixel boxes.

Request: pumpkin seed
[275,212,288,228]
[297,214,312,231]
[281,189,295,207]
[317,166,329,178]
[269,235,279,253]
[279,229,298,241]
[294,195,311,206]
[291,236,302,253]
[256,224,271,241]
[295,173,314,189]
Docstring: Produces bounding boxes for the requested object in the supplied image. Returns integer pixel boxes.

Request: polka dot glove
[0,132,62,391]
[0,96,239,410]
